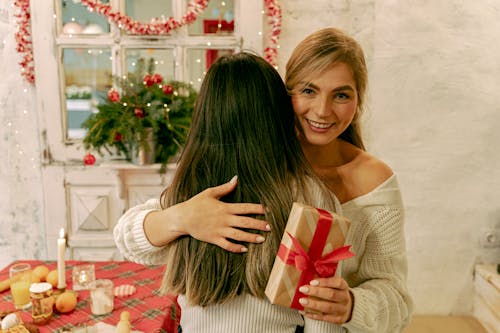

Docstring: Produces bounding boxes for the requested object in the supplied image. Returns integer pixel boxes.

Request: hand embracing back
[147,176,270,253]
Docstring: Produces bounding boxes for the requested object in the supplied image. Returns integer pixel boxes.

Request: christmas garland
[13,0,35,84]
[13,0,282,85]
[80,0,209,35]
[263,0,282,67]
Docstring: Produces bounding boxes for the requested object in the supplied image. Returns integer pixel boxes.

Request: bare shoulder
[341,151,394,199]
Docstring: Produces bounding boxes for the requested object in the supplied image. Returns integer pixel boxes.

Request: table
[0,260,180,333]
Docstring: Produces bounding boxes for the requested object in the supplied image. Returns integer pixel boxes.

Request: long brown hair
[159,52,334,306]
[286,27,368,150]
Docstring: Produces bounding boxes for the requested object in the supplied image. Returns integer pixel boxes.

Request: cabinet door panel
[128,185,164,209]
[68,186,117,234]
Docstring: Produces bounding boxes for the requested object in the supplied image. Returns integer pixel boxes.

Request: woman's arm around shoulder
[114,177,270,264]
[113,198,168,265]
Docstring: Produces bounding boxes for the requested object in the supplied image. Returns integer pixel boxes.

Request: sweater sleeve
[342,203,413,333]
[113,198,170,265]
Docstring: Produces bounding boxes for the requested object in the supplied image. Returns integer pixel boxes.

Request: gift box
[265,202,354,310]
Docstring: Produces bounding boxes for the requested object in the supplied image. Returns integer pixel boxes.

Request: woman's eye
[301,88,314,95]
[334,92,351,102]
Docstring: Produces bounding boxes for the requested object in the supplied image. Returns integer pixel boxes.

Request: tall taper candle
[57,228,66,289]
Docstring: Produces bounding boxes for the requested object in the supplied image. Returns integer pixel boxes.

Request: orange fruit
[30,272,41,283]
[46,270,58,288]
[55,291,77,313]
[33,265,49,282]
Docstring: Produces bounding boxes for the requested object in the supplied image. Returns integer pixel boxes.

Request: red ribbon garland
[277,208,355,310]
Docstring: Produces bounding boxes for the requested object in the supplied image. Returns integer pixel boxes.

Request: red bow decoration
[279,232,354,278]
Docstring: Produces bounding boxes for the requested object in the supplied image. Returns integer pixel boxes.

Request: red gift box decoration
[265,202,354,310]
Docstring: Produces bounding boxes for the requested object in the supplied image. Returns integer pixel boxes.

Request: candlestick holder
[72,264,96,291]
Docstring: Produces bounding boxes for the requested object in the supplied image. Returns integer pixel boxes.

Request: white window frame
[30,0,264,164]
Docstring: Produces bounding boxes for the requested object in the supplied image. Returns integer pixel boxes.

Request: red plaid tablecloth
[0,260,181,333]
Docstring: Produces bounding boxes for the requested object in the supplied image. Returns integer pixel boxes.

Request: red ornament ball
[107,89,120,102]
[83,153,96,166]
[162,84,173,95]
[114,132,123,142]
[134,108,145,118]
[152,73,163,84]
[143,74,154,87]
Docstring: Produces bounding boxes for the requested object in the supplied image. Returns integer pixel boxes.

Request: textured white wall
[0,2,45,269]
[370,1,500,315]
[0,0,499,315]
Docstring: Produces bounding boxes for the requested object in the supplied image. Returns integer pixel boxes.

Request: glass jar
[90,279,114,315]
[29,282,54,325]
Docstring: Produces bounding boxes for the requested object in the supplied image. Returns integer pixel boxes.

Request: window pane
[187,48,235,90]
[63,48,112,139]
[61,0,110,35]
[125,0,173,35]
[188,0,235,36]
[125,49,175,82]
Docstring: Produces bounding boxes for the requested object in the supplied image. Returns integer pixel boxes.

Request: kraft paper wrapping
[265,202,352,309]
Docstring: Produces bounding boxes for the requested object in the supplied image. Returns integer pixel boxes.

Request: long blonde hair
[286,27,368,150]
[159,52,335,306]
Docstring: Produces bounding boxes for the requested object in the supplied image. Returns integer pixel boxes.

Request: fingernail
[229,175,238,184]
[299,298,308,305]
[256,236,265,243]
[310,280,319,286]
[265,224,271,231]
[241,247,248,252]
[299,286,309,294]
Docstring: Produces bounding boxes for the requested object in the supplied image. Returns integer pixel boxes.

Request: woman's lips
[306,119,334,132]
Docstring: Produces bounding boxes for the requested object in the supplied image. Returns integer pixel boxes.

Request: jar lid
[29,282,53,293]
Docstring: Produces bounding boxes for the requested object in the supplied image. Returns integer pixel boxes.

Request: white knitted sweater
[114,175,413,332]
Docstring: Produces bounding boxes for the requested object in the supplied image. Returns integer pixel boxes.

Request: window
[31,0,263,162]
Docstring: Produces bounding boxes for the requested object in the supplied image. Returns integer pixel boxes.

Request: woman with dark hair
[120,51,338,332]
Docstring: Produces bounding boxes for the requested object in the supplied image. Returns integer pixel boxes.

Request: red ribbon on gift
[277,208,355,310]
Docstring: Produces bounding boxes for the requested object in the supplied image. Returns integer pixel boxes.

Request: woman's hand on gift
[172,176,269,253]
[298,276,353,324]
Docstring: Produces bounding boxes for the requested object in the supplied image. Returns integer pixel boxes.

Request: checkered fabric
[0,261,181,333]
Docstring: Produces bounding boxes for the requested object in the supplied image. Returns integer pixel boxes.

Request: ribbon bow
[279,232,355,277]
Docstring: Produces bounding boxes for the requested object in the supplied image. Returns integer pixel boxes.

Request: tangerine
[55,291,77,313]
[46,270,58,288]
[33,265,49,282]
[30,272,41,283]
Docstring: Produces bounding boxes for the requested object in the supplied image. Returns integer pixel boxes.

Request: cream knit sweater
[114,175,413,332]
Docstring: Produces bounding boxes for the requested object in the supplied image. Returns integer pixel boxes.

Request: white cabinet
[43,163,174,261]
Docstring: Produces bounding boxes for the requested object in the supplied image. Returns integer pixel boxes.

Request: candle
[57,228,66,289]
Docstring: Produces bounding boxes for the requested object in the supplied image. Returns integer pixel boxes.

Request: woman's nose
[315,96,331,117]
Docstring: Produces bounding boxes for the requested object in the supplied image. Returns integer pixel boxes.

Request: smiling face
[291,62,358,147]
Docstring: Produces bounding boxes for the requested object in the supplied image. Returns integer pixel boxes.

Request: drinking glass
[89,279,114,315]
[9,263,32,309]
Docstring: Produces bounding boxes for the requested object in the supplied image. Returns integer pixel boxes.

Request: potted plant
[82,58,197,172]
